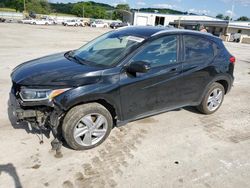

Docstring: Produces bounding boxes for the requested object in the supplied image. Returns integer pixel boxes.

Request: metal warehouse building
[133,12,250,43]
[133,12,228,37]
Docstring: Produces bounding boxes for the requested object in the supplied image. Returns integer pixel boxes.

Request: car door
[181,34,216,105]
[119,34,184,120]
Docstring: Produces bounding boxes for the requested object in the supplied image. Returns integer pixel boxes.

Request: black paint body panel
[11,27,234,124]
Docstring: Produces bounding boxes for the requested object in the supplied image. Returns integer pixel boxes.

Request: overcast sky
[48,0,250,18]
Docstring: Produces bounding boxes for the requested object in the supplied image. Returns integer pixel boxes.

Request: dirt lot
[0,23,250,188]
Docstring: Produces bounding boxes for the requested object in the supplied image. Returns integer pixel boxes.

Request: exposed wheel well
[216,80,229,94]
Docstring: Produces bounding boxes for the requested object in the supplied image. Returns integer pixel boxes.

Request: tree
[113,4,131,20]
[72,2,109,19]
[237,16,249,21]
[0,0,51,13]
[216,14,224,19]
[224,15,230,20]
[25,0,51,14]
[115,4,130,11]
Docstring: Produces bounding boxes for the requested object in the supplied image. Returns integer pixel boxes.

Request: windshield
[73,31,145,67]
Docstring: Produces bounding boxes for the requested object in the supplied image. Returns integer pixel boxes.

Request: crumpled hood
[11,52,103,87]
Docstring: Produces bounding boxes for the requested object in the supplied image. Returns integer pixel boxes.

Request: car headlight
[19,88,70,102]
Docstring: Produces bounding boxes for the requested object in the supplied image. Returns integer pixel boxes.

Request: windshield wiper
[66,51,86,65]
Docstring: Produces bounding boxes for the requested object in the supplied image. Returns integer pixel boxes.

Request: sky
[49,0,250,18]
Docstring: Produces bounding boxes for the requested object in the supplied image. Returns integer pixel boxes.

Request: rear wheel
[62,103,113,150]
[197,82,225,114]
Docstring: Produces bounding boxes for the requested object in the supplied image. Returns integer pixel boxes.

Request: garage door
[136,16,148,26]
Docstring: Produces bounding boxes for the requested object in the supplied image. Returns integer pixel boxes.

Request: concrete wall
[242,37,250,44]
[0,11,23,19]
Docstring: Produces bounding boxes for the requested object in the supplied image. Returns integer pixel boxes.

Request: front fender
[53,83,122,120]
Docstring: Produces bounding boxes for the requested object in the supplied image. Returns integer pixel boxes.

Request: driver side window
[131,35,177,68]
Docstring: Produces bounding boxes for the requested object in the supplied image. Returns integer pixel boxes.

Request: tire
[62,103,113,150]
[75,24,78,27]
[197,82,225,114]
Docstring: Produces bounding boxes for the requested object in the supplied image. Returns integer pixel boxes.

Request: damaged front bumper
[9,87,65,151]
[10,91,53,129]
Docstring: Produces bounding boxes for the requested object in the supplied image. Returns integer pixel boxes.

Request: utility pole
[229,0,235,22]
[82,6,84,18]
[23,0,26,12]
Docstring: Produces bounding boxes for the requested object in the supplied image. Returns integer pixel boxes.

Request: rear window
[184,35,214,62]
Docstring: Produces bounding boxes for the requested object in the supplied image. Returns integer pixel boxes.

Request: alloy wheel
[73,113,108,146]
[207,88,223,111]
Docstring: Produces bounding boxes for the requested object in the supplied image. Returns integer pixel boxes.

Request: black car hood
[11,52,102,87]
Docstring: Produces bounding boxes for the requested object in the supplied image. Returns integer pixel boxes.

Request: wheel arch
[198,74,233,104]
[215,79,229,94]
[58,97,120,126]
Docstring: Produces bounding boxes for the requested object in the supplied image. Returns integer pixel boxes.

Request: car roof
[115,26,220,41]
[114,26,168,38]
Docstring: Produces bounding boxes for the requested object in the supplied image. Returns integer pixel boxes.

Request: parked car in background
[10,26,235,150]
[91,21,108,28]
[20,18,35,24]
[63,19,84,27]
[110,22,130,29]
[0,18,6,23]
[31,19,55,25]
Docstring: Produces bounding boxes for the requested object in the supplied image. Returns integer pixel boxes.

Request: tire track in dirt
[199,94,250,144]
[63,118,154,188]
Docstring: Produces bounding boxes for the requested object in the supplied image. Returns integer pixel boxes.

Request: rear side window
[184,35,214,62]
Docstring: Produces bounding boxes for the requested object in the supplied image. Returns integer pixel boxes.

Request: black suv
[10,26,235,150]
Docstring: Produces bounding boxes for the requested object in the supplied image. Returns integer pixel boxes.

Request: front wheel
[197,82,225,114]
[62,103,113,150]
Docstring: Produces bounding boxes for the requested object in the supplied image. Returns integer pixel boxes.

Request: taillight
[230,56,236,64]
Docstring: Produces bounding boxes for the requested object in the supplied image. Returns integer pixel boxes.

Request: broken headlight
[20,88,70,102]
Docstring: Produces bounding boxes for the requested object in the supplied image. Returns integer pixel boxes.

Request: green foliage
[116,4,130,11]
[138,8,184,15]
[26,0,51,14]
[50,3,74,14]
[216,14,224,19]
[71,2,110,19]
[215,14,233,21]
[0,0,51,13]
[113,4,131,20]
[224,15,230,20]
[237,16,249,21]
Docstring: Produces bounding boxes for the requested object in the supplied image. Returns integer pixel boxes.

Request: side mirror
[126,61,151,73]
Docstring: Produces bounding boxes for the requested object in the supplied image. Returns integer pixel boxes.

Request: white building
[133,12,222,27]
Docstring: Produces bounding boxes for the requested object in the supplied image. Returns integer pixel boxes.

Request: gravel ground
[0,23,250,188]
